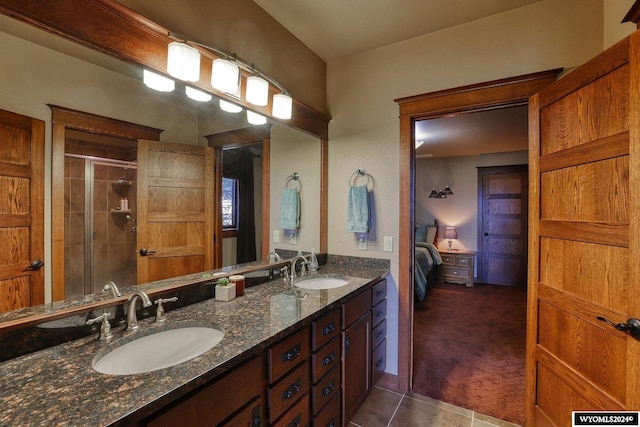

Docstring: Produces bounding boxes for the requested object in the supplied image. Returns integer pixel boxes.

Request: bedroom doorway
[394,69,563,420]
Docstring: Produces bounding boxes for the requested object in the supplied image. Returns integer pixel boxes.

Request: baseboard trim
[376,372,400,393]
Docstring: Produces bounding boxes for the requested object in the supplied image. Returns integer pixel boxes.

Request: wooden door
[526,33,640,425]
[0,109,44,312]
[137,140,214,283]
[478,165,528,286]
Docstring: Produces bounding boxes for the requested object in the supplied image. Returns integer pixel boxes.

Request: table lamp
[443,226,457,250]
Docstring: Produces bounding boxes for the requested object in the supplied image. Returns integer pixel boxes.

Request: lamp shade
[443,227,457,240]
[211,59,239,93]
[185,86,212,102]
[247,110,267,125]
[272,93,292,119]
[143,70,175,92]
[219,99,242,113]
[167,42,201,82]
[246,76,269,106]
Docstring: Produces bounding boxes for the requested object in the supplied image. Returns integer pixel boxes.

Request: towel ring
[285,172,302,191]
[349,169,371,188]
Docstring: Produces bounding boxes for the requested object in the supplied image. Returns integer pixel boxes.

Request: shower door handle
[139,248,156,256]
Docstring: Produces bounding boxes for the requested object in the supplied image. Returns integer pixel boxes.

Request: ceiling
[253,0,539,158]
[253,0,542,62]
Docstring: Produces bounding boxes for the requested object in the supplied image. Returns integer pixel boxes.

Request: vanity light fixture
[272,93,293,119]
[247,110,267,125]
[220,99,243,113]
[143,69,175,92]
[165,32,293,120]
[167,41,201,82]
[246,75,269,106]
[211,58,240,93]
[185,86,212,102]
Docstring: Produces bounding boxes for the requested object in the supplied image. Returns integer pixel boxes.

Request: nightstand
[438,249,476,287]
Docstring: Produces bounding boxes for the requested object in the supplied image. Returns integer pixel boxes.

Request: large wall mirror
[0,7,325,326]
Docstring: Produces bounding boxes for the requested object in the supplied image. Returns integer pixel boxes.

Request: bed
[414,219,443,302]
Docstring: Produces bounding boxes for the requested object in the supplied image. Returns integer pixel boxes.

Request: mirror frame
[0,0,329,330]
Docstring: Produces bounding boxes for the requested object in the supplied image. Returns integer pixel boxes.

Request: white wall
[269,126,322,253]
[416,151,528,253]
[326,0,634,377]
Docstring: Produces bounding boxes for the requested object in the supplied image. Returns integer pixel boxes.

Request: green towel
[347,185,370,233]
[279,187,300,230]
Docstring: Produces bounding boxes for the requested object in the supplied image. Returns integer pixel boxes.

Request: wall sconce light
[246,75,269,106]
[211,58,240,93]
[272,93,293,119]
[443,226,457,250]
[428,186,454,198]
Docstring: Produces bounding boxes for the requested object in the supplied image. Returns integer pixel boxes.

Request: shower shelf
[111,180,132,196]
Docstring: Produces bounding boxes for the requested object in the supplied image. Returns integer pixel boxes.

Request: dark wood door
[136,140,215,283]
[526,34,640,424]
[342,311,371,425]
[0,109,44,312]
[478,165,528,286]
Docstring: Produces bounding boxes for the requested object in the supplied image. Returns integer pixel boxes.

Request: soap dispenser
[309,248,319,272]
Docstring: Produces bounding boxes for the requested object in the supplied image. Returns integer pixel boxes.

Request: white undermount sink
[295,276,350,290]
[92,325,224,375]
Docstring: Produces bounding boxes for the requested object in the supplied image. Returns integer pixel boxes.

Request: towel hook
[349,169,371,188]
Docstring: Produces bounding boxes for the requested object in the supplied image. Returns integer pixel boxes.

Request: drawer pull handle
[281,380,301,401]
[345,336,350,355]
[376,329,385,341]
[286,414,302,427]
[323,381,335,396]
[322,352,335,366]
[328,420,335,427]
[376,357,384,369]
[281,344,301,362]
[376,289,384,297]
[452,271,458,275]
[376,310,384,318]
[251,405,261,427]
[322,322,335,336]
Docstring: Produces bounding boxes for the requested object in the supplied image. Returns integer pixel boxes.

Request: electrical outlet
[358,235,367,251]
[384,236,393,252]
[273,230,280,243]
[289,232,297,245]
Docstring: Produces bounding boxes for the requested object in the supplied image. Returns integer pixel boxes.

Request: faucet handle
[281,265,290,284]
[154,297,178,322]
[86,312,113,341]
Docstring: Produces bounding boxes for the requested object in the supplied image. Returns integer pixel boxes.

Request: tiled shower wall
[64,139,137,299]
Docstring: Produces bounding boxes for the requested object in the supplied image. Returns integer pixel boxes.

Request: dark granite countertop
[0,262,388,426]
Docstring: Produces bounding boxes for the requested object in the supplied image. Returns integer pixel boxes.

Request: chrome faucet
[103,281,121,298]
[126,290,152,331]
[267,251,281,262]
[290,255,308,280]
[86,312,113,341]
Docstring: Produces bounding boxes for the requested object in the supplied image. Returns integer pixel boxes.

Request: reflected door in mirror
[0,109,45,312]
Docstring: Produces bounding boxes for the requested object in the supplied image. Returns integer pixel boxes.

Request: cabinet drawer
[312,392,341,427]
[272,393,310,427]
[441,255,455,265]
[268,361,310,422]
[371,279,387,306]
[147,355,264,427]
[268,326,310,383]
[372,319,386,350]
[456,256,473,266]
[371,299,386,327]
[219,398,263,427]
[372,339,386,386]
[311,366,340,416]
[443,268,472,280]
[311,336,340,383]
[312,308,341,351]
[342,289,371,329]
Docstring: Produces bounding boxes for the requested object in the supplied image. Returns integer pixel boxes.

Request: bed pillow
[415,226,427,242]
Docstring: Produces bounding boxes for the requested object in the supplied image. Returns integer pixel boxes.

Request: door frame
[393,68,562,393]
[50,105,162,301]
[476,164,528,285]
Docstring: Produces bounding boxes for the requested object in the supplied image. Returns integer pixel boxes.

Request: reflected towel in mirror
[279,187,300,230]
[347,185,370,233]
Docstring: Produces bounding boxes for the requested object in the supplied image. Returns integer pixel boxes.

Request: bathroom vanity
[0,257,388,426]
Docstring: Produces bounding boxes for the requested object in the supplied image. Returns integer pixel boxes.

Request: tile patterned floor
[349,387,522,427]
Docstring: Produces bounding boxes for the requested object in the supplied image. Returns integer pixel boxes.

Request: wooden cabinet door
[136,140,215,283]
[527,33,640,424]
[342,311,371,425]
[0,109,44,312]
